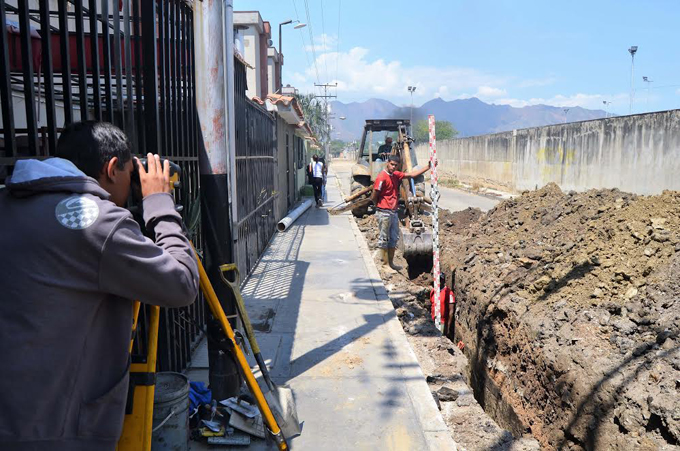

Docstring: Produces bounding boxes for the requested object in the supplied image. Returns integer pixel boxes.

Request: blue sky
[236,0,680,115]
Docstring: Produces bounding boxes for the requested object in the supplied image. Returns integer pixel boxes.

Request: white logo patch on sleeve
[55,195,100,230]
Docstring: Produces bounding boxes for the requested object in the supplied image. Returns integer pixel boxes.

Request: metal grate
[0,0,205,374]
[233,59,277,281]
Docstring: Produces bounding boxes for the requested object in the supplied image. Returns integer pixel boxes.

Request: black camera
[129,157,182,235]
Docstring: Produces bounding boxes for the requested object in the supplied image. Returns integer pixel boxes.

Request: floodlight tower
[628,46,638,114]
[407,86,417,124]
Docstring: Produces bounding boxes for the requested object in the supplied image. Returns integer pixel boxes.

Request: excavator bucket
[401,228,433,260]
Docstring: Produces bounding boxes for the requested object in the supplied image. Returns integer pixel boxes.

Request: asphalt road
[330,159,499,212]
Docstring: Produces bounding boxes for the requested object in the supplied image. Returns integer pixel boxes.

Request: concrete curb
[334,172,458,451]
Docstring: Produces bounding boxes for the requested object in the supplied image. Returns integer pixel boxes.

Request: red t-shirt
[374,170,405,210]
[430,287,454,324]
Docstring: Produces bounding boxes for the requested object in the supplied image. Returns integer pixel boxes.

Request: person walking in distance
[311,154,324,207]
[370,155,432,272]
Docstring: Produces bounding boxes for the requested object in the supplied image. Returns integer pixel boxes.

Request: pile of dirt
[443,184,680,450]
[358,208,543,450]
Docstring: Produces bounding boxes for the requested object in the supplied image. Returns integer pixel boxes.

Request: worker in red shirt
[430,273,455,336]
[369,155,432,272]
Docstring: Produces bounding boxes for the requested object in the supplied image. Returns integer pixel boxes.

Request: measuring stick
[428,115,443,333]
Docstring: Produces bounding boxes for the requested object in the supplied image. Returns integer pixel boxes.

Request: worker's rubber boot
[387,248,403,271]
[378,248,396,274]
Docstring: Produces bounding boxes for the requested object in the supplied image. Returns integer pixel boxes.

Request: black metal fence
[234,60,277,281]
[0,0,204,374]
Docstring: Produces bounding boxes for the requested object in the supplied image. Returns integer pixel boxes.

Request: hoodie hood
[6,158,110,199]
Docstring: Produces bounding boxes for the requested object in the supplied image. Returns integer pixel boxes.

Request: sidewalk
[188,169,456,450]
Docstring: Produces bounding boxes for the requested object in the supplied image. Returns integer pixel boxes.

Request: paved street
[331,159,499,212]
[189,168,456,450]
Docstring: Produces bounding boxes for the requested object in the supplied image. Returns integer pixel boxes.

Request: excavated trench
[358,186,680,450]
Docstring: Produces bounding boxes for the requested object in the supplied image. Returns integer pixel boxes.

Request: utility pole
[628,46,638,114]
[314,82,337,160]
[407,86,416,124]
[194,0,240,400]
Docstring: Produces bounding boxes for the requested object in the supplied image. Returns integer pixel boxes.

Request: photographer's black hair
[56,121,132,179]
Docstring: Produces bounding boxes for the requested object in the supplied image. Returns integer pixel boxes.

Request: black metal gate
[0,0,204,374]
[233,59,277,281]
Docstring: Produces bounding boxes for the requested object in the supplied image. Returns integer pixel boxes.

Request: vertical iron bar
[74,0,88,119]
[169,1,176,157]
[39,0,57,153]
[133,0,144,152]
[177,4,184,160]
[188,12,195,160]
[59,0,73,126]
[174,0,181,158]
[18,1,38,154]
[0,2,16,157]
[101,0,113,123]
[58,0,73,125]
[88,0,102,120]
[181,6,188,164]
[123,0,135,140]
[158,0,167,154]
[141,0,159,154]
[112,0,124,128]
[163,0,172,157]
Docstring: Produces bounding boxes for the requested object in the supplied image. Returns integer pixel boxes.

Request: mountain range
[329,97,608,141]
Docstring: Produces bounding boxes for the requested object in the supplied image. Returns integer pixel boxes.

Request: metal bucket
[151,372,190,451]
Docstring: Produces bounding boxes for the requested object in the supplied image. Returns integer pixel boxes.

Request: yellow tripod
[117,254,288,451]
[117,302,160,451]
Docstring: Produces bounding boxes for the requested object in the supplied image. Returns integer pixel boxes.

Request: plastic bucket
[151,372,190,451]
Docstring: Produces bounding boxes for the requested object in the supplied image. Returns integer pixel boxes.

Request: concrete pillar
[194,0,240,400]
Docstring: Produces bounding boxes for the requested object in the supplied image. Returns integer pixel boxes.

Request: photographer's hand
[135,153,171,198]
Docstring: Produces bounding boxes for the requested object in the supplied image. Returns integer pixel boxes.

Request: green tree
[329,139,346,157]
[413,120,458,143]
[295,93,329,144]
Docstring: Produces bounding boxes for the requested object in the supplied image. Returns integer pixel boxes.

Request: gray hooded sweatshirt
[0,158,199,450]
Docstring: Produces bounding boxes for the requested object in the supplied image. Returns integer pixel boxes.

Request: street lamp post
[628,46,638,114]
[642,76,653,110]
[407,86,416,125]
[563,108,570,123]
[602,100,612,118]
[278,19,306,90]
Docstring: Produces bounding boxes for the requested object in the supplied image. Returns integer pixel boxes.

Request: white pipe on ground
[277,199,314,232]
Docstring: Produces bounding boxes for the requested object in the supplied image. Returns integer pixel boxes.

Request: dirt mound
[443,184,680,450]
[440,207,484,235]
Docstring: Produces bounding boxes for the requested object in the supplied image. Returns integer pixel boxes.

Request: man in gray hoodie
[0,121,199,450]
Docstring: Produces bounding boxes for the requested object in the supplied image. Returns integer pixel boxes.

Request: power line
[648,83,680,90]
[336,0,341,86]
[303,0,322,95]
[320,0,329,83]
[291,0,314,85]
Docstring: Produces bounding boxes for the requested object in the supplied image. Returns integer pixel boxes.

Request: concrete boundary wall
[415,109,680,195]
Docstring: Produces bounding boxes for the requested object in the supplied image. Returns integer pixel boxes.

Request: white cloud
[291,46,623,110]
[295,46,507,103]
[516,77,558,88]
[495,93,628,109]
[304,33,337,52]
[476,86,507,98]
